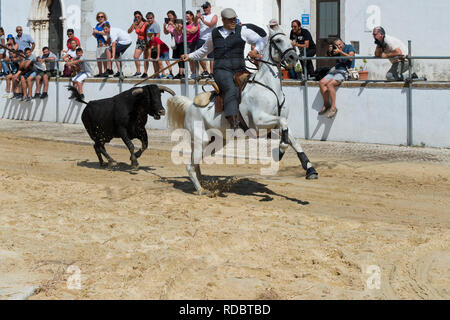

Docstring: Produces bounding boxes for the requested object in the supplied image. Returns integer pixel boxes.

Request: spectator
[166,19,186,79]
[92,11,109,77]
[15,26,35,52]
[128,11,149,77]
[195,2,217,77]
[185,10,200,79]
[268,19,279,30]
[66,29,81,50]
[3,50,21,99]
[35,47,57,99]
[147,32,170,78]
[373,26,409,81]
[101,22,132,77]
[318,38,355,118]
[15,47,44,101]
[67,48,93,100]
[145,12,161,78]
[290,20,316,79]
[62,39,79,77]
[0,27,6,76]
[161,10,178,79]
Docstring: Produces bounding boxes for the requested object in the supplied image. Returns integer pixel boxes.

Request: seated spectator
[66,48,93,100]
[62,39,79,77]
[166,19,186,79]
[35,47,57,99]
[101,22,132,77]
[147,32,170,78]
[318,38,355,118]
[4,50,21,99]
[128,11,149,77]
[14,48,44,101]
[290,19,316,79]
[66,29,81,50]
[373,26,409,81]
[92,11,109,77]
[185,10,200,79]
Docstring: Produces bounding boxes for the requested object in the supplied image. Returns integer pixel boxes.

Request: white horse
[167,25,318,195]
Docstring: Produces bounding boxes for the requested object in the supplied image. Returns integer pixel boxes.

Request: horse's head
[267,26,298,69]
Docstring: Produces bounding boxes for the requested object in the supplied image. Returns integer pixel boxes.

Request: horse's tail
[167,96,191,129]
[66,85,88,104]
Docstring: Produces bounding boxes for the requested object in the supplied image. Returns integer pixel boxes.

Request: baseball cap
[7,34,14,39]
[201,1,211,9]
[269,19,278,26]
[221,8,237,19]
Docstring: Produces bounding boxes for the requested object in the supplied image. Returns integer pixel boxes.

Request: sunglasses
[97,15,105,19]
[16,30,22,32]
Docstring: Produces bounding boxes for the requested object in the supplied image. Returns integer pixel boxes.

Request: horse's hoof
[197,189,211,196]
[306,167,318,180]
[280,142,289,152]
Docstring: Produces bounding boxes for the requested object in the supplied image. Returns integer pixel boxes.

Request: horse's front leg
[254,113,289,152]
[286,132,318,180]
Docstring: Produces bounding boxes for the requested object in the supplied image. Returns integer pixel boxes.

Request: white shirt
[189,26,266,60]
[383,35,408,64]
[199,13,217,40]
[108,27,132,46]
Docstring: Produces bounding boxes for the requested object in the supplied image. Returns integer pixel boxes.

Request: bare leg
[144,49,150,74]
[43,74,49,93]
[327,80,340,111]
[35,75,42,94]
[134,48,143,73]
[319,78,331,108]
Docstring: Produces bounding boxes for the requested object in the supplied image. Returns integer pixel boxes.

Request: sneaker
[40,92,48,99]
[2,92,9,98]
[173,73,182,80]
[7,92,14,99]
[107,69,114,75]
[133,72,142,77]
[166,73,174,80]
[100,71,110,77]
[201,71,209,78]
[141,73,148,78]
[80,94,85,100]
[33,93,41,99]
[113,72,121,77]
[15,94,23,100]
[94,73,103,78]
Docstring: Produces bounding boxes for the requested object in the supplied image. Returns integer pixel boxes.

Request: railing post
[56,57,59,123]
[119,53,123,93]
[303,49,310,140]
[407,40,413,146]
[195,60,199,96]
[182,0,189,96]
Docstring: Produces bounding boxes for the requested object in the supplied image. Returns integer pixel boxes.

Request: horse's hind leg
[254,113,290,151]
[187,140,210,196]
[285,132,318,179]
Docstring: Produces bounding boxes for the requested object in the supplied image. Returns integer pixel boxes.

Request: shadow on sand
[77,160,156,175]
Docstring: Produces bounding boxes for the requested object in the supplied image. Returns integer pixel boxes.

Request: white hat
[221,8,237,19]
[269,19,278,26]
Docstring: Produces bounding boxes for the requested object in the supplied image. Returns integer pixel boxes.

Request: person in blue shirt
[14,26,35,52]
[92,12,109,77]
[318,38,355,118]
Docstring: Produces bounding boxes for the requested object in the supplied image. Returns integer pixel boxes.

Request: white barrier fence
[0,78,449,148]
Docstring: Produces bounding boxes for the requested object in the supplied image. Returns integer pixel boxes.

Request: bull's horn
[131,88,144,96]
[157,85,176,96]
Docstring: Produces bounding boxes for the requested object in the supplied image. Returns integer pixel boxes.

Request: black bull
[67,85,175,169]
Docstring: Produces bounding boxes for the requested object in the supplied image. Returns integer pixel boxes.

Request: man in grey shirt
[15,26,35,52]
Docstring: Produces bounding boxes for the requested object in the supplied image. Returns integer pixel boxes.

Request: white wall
[1,79,448,148]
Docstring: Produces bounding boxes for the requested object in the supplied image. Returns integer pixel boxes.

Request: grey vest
[212,25,246,71]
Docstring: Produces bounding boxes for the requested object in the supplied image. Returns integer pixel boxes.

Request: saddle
[193,70,252,114]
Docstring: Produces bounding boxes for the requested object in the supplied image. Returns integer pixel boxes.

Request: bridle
[244,32,297,115]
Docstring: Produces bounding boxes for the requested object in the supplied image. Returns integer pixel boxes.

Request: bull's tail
[67,85,88,104]
[167,96,191,129]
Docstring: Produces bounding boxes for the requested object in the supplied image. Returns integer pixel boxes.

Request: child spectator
[92,11,109,77]
[66,29,81,50]
[35,47,57,99]
[165,19,186,79]
[144,12,162,79]
[62,39,79,77]
[147,32,170,78]
[128,11,149,77]
[66,48,93,100]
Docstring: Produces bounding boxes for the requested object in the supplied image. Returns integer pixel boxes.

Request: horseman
[182,8,265,130]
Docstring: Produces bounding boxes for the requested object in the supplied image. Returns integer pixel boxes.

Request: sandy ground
[0,120,449,300]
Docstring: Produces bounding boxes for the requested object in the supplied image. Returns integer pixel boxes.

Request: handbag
[169,35,176,50]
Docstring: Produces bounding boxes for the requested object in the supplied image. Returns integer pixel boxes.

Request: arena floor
[0,120,448,299]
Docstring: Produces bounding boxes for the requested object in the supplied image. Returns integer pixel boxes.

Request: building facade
[1,0,449,80]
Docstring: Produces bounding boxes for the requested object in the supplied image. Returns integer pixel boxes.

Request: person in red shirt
[147,32,169,78]
[66,29,81,50]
